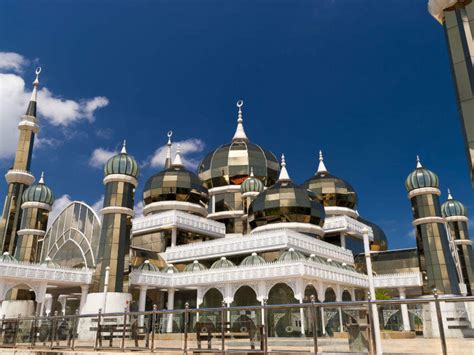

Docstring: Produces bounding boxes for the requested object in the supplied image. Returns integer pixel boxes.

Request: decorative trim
[324,206,359,219]
[103,174,138,187]
[101,206,134,217]
[251,222,324,237]
[207,210,244,219]
[17,228,46,237]
[408,187,441,199]
[143,201,207,217]
[454,239,472,246]
[323,215,374,241]
[445,216,469,223]
[5,169,35,185]
[373,272,423,288]
[208,185,242,195]
[412,216,445,226]
[21,201,52,211]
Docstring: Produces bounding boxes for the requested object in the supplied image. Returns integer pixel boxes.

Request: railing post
[121,306,128,350]
[95,308,102,350]
[310,295,318,354]
[151,304,157,352]
[184,302,189,355]
[13,314,20,348]
[71,309,79,350]
[50,311,58,349]
[221,300,226,354]
[30,313,38,348]
[0,315,5,344]
[366,292,376,355]
[433,288,448,355]
[263,298,268,355]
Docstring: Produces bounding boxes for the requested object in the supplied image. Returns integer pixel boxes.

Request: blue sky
[0,0,472,250]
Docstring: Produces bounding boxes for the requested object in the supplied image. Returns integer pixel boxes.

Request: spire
[26,67,41,117]
[278,154,291,181]
[232,100,249,142]
[416,155,423,168]
[447,188,453,200]
[317,150,328,174]
[173,144,184,166]
[121,140,127,154]
[39,171,45,184]
[249,166,254,177]
[165,130,173,169]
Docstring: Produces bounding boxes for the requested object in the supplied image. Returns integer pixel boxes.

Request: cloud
[0,52,28,73]
[91,195,104,216]
[134,201,144,218]
[48,194,73,227]
[407,229,416,239]
[149,138,205,170]
[89,148,117,168]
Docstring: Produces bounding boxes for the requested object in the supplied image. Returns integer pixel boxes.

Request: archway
[230,286,259,334]
[2,283,38,318]
[341,290,354,330]
[303,285,323,336]
[267,283,300,337]
[198,288,224,330]
[323,287,339,336]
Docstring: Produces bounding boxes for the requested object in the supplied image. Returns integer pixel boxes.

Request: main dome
[198,101,279,188]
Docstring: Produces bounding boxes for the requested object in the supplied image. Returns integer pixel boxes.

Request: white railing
[132,210,226,238]
[130,259,368,289]
[323,215,374,240]
[0,260,93,284]
[373,272,423,288]
[164,228,355,264]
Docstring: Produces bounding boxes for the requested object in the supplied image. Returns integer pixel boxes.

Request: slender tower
[92,141,139,295]
[0,68,42,254]
[15,172,54,262]
[442,189,474,295]
[405,156,460,295]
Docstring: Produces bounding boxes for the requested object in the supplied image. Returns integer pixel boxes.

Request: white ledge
[251,222,324,237]
[101,206,134,217]
[5,169,35,185]
[143,201,207,217]
[324,206,359,219]
[103,174,138,187]
[408,187,441,199]
[323,215,374,240]
[373,272,423,289]
[17,229,46,237]
[208,185,242,195]
[454,239,472,246]
[208,210,244,219]
[412,216,445,226]
[21,201,52,211]
[445,216,468,223]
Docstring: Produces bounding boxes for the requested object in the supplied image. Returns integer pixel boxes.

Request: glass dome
[210,257,235,269]
[22,173,54,206]
[405,156,439,192]
[137,259,159,272]
[162,264,180,274]
[104,142,139,178]
[278,248,306,262]
[184,260,208,272]
[240,252,266,266]
[441,190,467,217]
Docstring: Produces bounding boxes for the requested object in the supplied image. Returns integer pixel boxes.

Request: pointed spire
[165,130,173,169]
[317,150,328,174]
[447,188,453,200]
[249,166,254,177]
[26,67,41,117]
[173,144,184,166]
[121,140,127,154]
[39,171,45,184]
[278,154,291,181]
[232,100,249,141]
[416,155,423,168]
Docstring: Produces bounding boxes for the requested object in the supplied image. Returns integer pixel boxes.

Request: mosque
[0,70,473,338]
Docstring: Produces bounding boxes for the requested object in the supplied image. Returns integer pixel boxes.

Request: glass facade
[447,220,474,295]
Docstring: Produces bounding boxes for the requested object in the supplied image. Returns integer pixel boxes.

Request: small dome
[104,141,139,178]
[358,218,388,251]
[301,151,357,209]
[240,252,266,266]
[137,260,159,272]
[0,252,17,263]
[22,172,54,206]
[441,190,467,217]
[162,264,180,274]
[405,156,439,192]
[210,257,235,269]
[241,168,265,194]
[41,256,60,268]
[143,164,208,206]
[278,248,306,262]
[184,260,208,272]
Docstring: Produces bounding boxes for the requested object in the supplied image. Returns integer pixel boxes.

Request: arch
[324,287,336,302]
[230,286,259,334]
[232,286,259,307]
[51,238,88,268]
[342,290,352,301]
[303,285,319,303]
[303,285,323,337]
[201,288,223,308]
[267,283,300,337]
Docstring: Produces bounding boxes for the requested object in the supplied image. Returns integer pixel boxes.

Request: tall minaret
[92,141,139,294]
[15,172,54,262]
[0,68,42,254]
[405,156,460,295]
[442,189,474,295]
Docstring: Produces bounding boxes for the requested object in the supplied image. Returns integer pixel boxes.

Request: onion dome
[104,141,139,178]
[405,156,439,192]
[240,252,266,266]
[210,256,235,269]
[0,252,17,263]
[248,155,325,230]
[137,259,159,272]
[22,172,54,206]
[184,260,208,272]
[40,256,60,268]
[198,101,280,188]
[278,248,306,262]
[162,264,180,274]
[301,151,357,209]
[441,189,467,217]
[241,167,265,195]
[143,145,209,206]
[358,217,388,251]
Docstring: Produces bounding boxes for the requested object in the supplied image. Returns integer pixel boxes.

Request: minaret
[15,172,54,262]
[0,68,42,254]
[442,189,474,295]
[92,141,139,296]
[405,156,460,295]
[241,167,264,233]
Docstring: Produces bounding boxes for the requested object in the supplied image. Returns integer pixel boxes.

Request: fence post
[71,309,79,350]
[95,308,102,350]
[30,313,38,348]
[221,300,226,354]
[184,302,189,355]
[432,288,448,355]
[151,304,157,351]
[13,314,20,348]
[366,292,376,355]
[310,295,318,354]
[122,306,128,350]
[263,298,268,354]
[50,311,58,349]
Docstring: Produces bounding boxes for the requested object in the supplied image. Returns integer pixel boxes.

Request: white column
[79,285,89,312]
[102,266,110,313]
[299,300,306,335]
[166,288,175,333]
[260,299,265,325]
[44,294,53,316]
[138,285,148,327]
[171,227,177,247]
[338,307,344,332]
[399,288,410,331]
[320,307,326,335]
[363,229,383,355]
[58,295,67,315]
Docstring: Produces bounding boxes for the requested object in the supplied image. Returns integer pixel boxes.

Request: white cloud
[91,196,104,216]
[134,201,144,219]
[407,229,416,239]
[149,138,205,170]
[89,148,117,168]
[0,52,28,73]
[48,194,73,227]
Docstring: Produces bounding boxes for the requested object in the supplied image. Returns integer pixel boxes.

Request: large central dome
[198,101,280,188]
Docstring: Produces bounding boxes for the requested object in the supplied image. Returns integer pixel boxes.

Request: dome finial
[317,150,328,174]
[416,155,422,168]
[30,67,41,102]
[39,171,45,184]
[232,100,249,142]
[447,188,453,200]
[250,166,254,177]
[121,140,127,154]
[165,130,173,168]
[173,143,184,166]
[278,154,291,181]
